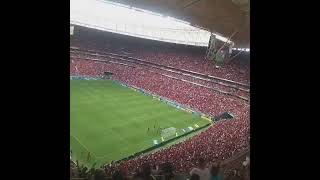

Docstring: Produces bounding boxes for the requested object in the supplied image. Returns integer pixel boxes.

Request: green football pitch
[70,80,210,167]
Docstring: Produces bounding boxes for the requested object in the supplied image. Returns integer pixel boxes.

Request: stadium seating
[71,149,250,180]
[70,26,250,178]
[70,50,249,101]
[70,57,249,113]
[70,57,250,175]
[70,26,250,84]
[104,117,249,175]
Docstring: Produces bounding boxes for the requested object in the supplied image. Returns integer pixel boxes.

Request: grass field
[70,80,210,167]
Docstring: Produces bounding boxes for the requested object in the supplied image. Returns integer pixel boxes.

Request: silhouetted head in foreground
[198,158,206,169]
[112,170,124,180]
[190,173,200,180]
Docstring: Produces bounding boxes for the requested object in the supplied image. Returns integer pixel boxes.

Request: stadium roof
[106,0,250,48]
[71,0,236,47]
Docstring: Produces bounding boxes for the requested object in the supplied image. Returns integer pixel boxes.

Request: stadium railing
[70,48,250,101]
[70,47,250,89]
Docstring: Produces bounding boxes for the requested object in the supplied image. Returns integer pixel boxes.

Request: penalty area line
[70,133,97,159]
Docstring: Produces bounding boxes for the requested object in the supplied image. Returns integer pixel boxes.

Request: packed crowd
[70,58,249,116]
[132,47,249,85]
[106,154,249,180]
[70,25,250,178]
[70,50,249,99]
[104,116,249,176]
[71,153,250,180]
[71,26,250,84]
[70,58,250,175]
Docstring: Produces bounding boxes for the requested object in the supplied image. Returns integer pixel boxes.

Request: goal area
[161,127,177,138]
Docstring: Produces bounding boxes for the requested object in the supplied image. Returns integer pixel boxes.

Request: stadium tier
[71,25,250,84]
[70,48,250,100]
[70,25,250,178]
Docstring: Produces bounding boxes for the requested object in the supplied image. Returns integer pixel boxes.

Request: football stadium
[70,0,250,179]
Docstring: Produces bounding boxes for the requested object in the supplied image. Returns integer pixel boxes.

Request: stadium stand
[70,26,250,179]
[70,149,250,180]
[103,117,249,175]
[70,48,250,101]
[70,57,249,114]
[71,26,250,84]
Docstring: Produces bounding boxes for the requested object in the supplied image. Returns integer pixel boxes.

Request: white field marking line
[72,131,124,160]
[70,133,97,159]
